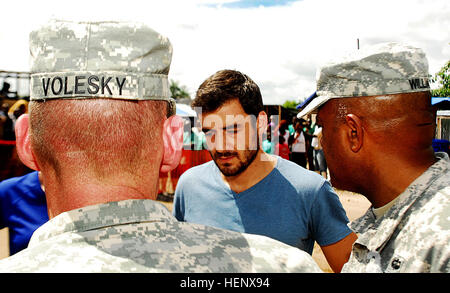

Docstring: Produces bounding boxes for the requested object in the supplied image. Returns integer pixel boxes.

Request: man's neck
[43,172,158,219]
[363,152,436,208]
[220,150,277,194]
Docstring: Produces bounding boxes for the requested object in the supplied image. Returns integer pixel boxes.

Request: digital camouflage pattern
[0,199,322,273]
[298,42,430,118]
[29,19,175,116]
[341,153,450,273]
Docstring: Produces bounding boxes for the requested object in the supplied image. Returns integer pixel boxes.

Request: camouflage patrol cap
[29,19,176,116]
[297,42,430,118]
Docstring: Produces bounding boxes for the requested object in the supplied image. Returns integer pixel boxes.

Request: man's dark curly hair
[192,69,264,116]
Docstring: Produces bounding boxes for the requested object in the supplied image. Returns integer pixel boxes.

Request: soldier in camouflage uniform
[297,42,449,273]
[0,20,322,273]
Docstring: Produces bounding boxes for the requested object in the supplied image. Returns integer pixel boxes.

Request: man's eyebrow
[203,123,242,133]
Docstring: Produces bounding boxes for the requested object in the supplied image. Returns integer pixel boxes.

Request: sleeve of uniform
[310,181,353,246]
[429,186,450,272]
[431,242,450,272]
[243,233,323,273]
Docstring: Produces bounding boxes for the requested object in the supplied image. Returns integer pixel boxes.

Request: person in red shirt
[275,135,290,160]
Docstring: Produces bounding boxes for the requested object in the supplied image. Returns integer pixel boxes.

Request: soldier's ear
[15,114,40,171]
[345,114,363,153]
[160,115,184,173]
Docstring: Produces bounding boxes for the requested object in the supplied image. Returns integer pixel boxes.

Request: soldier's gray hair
[29,99,166,179]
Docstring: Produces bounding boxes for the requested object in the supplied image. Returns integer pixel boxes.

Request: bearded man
[173,69,357,272]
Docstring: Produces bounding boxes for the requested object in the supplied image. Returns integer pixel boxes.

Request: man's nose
[216,134,236,151]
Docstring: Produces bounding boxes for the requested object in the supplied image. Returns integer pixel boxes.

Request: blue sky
[207,0,298,8]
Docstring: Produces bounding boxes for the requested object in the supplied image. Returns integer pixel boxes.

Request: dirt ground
[0,189,371,272]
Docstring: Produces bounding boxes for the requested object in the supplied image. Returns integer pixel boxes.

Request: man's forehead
[201,112,254,127]
[207,98,243,113]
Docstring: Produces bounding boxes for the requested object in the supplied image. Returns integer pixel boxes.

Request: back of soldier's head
[28,20,175,178]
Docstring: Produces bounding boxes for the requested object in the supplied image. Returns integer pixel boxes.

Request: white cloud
[1,0,449,104]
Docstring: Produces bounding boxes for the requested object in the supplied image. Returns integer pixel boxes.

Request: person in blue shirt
[173,69,357,272]
[0,171,48,255]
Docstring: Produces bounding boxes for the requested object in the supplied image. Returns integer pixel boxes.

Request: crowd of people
[263,116,328,179]
[0,99,28,141]
[0,19,448,275]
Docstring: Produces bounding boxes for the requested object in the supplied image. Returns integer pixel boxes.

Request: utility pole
[357,38,360,50]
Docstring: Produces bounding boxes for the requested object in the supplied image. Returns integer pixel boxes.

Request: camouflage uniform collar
[351,152,449,251]
[28,199,173,247]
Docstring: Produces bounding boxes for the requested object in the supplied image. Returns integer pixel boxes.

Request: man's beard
[210,140,260,177]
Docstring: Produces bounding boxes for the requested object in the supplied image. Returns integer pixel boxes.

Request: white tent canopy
[176,103,197,117]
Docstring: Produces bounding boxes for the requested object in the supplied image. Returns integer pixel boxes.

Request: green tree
[170,80,191,100]
[282,99,300,109]
[431,60,450,97]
